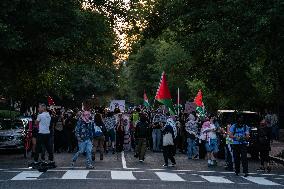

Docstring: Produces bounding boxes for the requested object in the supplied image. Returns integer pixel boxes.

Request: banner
[110,100,125,112]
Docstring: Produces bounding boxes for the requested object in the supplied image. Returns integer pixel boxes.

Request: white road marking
[155,172,185,182]
[11,171,43,180]
[189,181,206,183]
[198,171,216,173]
[111,171,136,180]
[121,151,127,169]
[147,169,166,171]
[243,176,282,186]
[61,170,89,179]
[140,179,154,181]
[174,170,193,172]
[200,176,234,184]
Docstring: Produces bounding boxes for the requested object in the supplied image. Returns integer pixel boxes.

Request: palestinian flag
[143,90,150,107]
[155,72,176,115]
[194,90,205,118]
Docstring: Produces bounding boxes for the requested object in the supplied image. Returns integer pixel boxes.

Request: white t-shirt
[37,112,51,134]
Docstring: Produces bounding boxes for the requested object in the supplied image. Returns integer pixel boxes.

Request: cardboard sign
[110,100,125,112]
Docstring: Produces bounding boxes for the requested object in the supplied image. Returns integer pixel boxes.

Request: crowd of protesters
[27,103,279,176]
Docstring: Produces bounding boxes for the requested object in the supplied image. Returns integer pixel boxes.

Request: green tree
[0,0,117,107]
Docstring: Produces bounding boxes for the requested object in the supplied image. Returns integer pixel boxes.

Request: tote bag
[163,132,174,146]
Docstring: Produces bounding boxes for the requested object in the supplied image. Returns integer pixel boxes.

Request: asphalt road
[0,150,284,189]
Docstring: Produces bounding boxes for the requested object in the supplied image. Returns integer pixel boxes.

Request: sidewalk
[270,140,284,164]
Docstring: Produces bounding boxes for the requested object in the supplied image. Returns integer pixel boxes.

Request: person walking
[134,113,149,162]
[71,110,94,169]
[116,113,125,153]
[185,114,199,159]
[161,118,176,167]
[224,123,234,171]
[152,109,165,152]
[93,113,107,161]
[33,103,54,164]
[200,116,218,167]
[229,115,250,177]
[271,112,279,141]
[257,119,271,172]
[104,112,117,154]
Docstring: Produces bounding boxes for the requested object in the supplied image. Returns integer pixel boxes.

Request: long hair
[94,113,103,125]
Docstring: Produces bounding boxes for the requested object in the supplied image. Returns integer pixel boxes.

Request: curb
[270,155,284,165]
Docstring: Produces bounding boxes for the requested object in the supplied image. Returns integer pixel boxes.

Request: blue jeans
[187,138,198,159]
[152,129,161,151]
[205,139,219,153]
[72,139,93,166]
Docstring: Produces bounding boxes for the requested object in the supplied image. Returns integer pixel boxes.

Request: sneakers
[86,165,94,169]
[71,161,75,168]
[162,164,168,167]
[244,173,249,177]
[139,160,144,163]
[193,155,199,160]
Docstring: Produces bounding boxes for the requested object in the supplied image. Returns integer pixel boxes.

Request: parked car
[217,110,261,159]
[0,118,27,151]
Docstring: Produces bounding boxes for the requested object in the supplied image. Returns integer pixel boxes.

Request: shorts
[205,139,219,153]
[105,129,116,142]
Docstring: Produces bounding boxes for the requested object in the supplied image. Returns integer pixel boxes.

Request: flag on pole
[194,89,205,118]
[47,96,55,106]
[143,90,150,107]
[155,71,176,115]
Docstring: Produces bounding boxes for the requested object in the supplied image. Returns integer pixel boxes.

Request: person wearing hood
[161,117,177,167]
[71,110,94,169]
[185,114,199,159]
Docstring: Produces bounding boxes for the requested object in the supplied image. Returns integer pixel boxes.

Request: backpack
[55,121,63,131]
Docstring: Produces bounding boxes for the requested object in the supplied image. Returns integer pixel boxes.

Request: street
[0,151,284,189]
